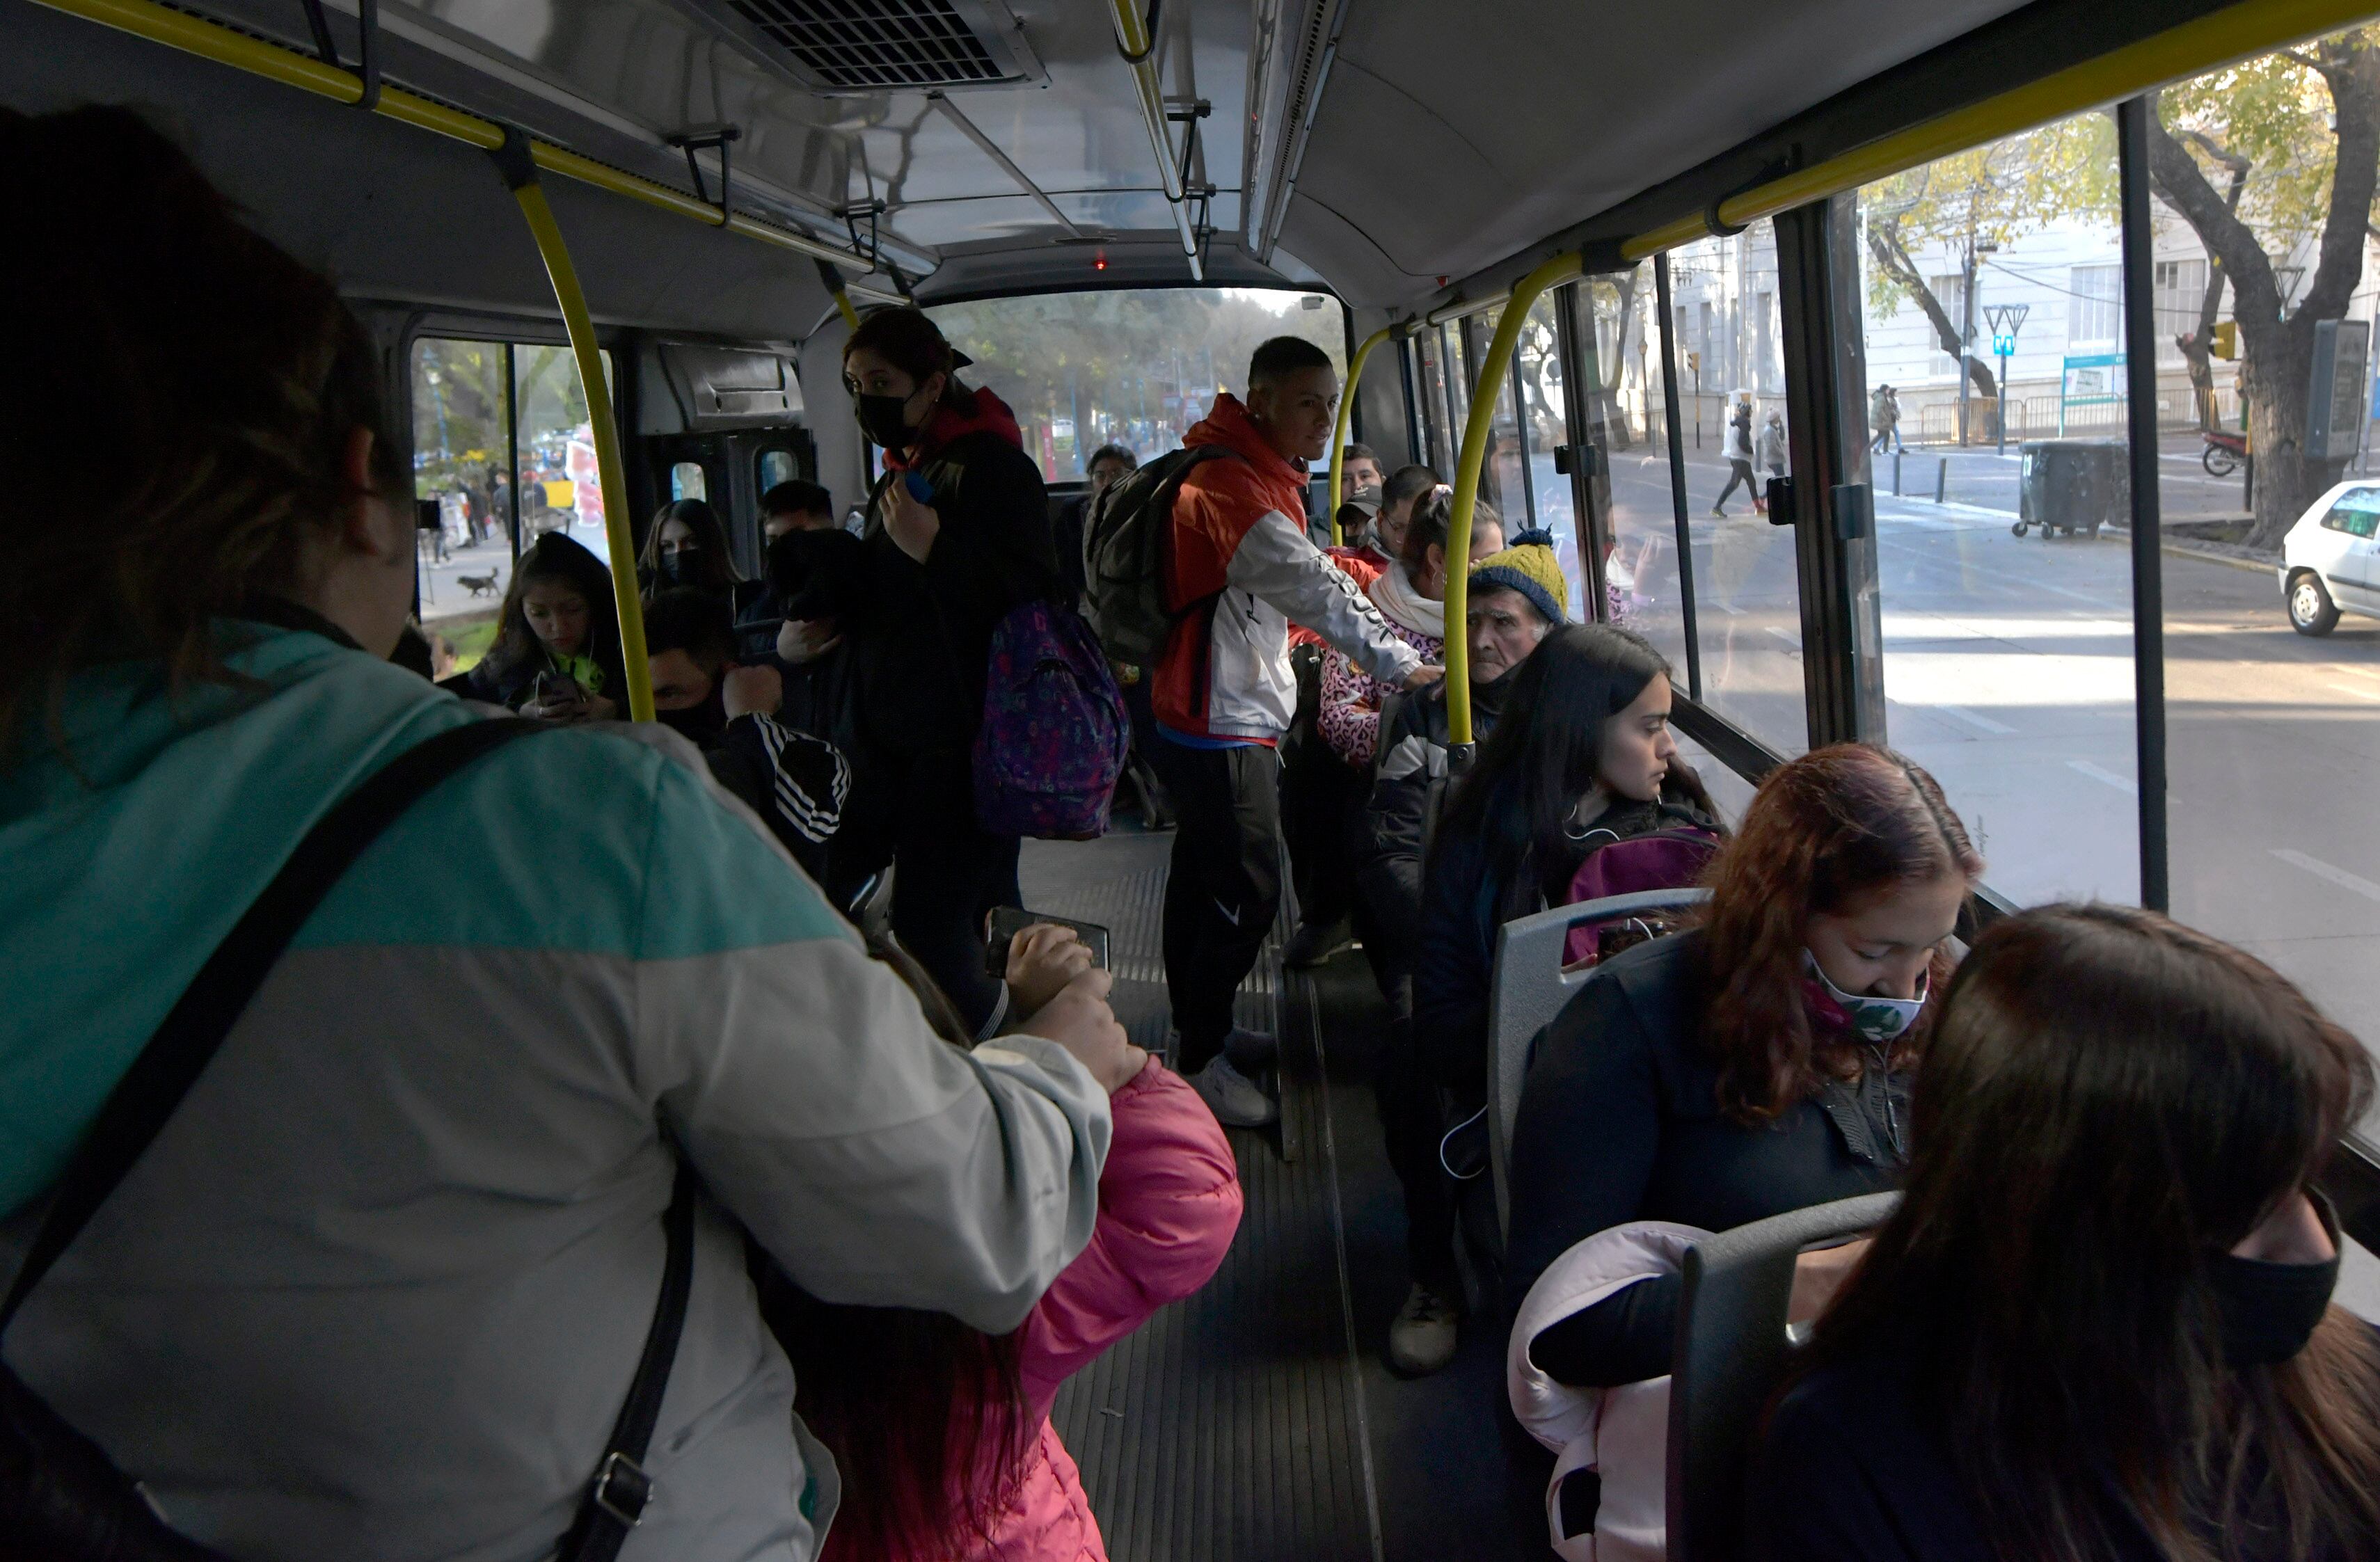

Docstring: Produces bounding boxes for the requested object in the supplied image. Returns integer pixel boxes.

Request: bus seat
[1666,1191,1901,1562]
[1486,888,1713,1244]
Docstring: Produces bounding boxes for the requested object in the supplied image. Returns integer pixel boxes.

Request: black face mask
[2210,1202,2341,1368]
[854,390,919,452]
[656,687,727,746]
[658,550,699,587]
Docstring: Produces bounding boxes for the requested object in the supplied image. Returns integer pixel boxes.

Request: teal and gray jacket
[0,615,1112,1562]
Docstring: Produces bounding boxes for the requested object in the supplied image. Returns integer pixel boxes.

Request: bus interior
[13,0,2380,1556]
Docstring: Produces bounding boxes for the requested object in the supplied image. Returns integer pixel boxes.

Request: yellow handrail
[501,148,655,722]
[1441,252,1583,745]
[1328,324,1397,543]
[31,0,884,276]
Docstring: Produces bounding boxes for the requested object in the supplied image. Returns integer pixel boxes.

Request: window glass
[1516,292,1573,589]
[1587,267,1690,674]
[409,338,511,624]
[1469,308,1530,525]
[1411,329,1450,470]
[1670,220,1804,757]
[2155,24,2380,1127]
[669,462,707,502]
[758,448,800,492]
[514,344,617,566]
[1846,108,2135,904]
[925,288,1347,482]
[1441,324,1471,465]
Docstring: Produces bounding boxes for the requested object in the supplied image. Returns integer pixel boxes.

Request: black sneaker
[1282,919,1351,969]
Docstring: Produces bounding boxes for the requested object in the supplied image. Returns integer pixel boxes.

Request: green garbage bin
[2015,440,2129,539]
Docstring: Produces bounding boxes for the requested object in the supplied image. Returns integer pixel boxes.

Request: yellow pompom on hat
[1468,527,1569,624]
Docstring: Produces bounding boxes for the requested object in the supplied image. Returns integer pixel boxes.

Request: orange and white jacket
[1152,394,1421,743]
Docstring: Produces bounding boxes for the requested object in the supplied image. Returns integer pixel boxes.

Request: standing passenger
[1752,904,2380,1562]
[1054,443,1139,610]
[1150,336,1443,1126]
[818,308,1061,1031]
[0,105,1125,1562]
[1505,744,1981,1387]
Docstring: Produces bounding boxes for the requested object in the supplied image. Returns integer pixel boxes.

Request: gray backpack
[1080,446,1239,667]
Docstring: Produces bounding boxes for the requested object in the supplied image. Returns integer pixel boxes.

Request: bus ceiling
[13,0,2377,330]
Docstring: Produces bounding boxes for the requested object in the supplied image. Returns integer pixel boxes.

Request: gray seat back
[1666,1191,1902,1562]
[1485,887,1712,1243]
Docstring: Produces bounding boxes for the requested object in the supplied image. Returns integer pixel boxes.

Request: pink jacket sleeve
[1014,1060,1243,1416]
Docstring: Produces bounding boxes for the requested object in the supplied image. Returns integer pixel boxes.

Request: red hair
[1699,743,1983,1123]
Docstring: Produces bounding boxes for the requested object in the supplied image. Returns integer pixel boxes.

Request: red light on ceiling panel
[1094,250,1108,271]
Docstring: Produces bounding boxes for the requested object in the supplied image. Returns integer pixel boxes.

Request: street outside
[413,511,617,628]
[1576,429,2380,1107]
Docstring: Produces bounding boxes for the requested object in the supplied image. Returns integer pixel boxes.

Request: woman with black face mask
[809,307,1059,1031]
[1750,902,2380,1562]
[637,497,755,615]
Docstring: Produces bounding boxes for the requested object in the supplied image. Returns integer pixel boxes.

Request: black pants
[1716,457,1759,506]
[1149,738,1281,1071]
[830,745,1020,1033]
[1279,648,1363,932]
[1376,999,1462,1302]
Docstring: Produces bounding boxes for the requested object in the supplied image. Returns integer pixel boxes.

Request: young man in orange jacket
[1150,335,1443,1126]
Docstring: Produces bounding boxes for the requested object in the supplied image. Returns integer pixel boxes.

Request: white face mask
[1803,950,1927,1042]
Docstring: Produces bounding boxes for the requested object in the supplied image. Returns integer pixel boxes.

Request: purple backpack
[974,598,1132,839]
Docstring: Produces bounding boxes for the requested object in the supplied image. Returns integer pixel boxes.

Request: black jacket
[852,431,1058,759]
[1356,671,1514,978]
[1507,930,1909,1386]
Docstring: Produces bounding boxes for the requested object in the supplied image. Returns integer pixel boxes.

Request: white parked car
[2282,479,2380,635]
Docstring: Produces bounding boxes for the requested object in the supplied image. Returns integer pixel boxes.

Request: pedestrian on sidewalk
[1713,390,1759,517]
[1756,409,1787,516]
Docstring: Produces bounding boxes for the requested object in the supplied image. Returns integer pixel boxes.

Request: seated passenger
[1505,744,1980,1389]
[0,106,1131,1562]
[1751,904,2380,1562]
[637,495,756,614]
[466,529,628,720]
[762,477,838,541]
[644,587,849,882]
[777,925,1243,1562]
[738,479,838,696]
[1365,462,1441,570]
[1317,486,1504,772]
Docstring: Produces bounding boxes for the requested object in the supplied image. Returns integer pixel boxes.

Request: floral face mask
[1802,950,1928,1043]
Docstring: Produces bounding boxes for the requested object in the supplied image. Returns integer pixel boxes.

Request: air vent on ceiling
[720,0,1044,94]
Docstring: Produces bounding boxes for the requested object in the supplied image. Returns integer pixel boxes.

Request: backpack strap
[1,716,541,1334]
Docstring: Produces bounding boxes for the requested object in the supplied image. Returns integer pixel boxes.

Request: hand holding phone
[985,907,1111,980]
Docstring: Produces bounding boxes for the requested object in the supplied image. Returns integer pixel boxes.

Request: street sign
[2308,317,2371,461]
[1992,333,2016,357]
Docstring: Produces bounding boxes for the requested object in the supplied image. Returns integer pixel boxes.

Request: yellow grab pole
[1328,324,1397,542]
[1441,251,1583,747]
[493,132,654,722]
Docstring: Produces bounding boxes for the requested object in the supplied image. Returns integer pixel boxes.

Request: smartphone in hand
[983,907,1112,976]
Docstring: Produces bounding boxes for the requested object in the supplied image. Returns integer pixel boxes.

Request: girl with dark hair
[801,307,1060,1028]
[465,529,628,721]
[768,929,1243,1562]
[1505,743,1981,1387]
[637,495,749,605]
[1752,904,2380,1562]
[1315,486,1504,771]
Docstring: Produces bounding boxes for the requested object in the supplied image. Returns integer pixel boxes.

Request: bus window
[1672,218,1804,758]
[758,448,800,491]
[1584,265,1694,676]
[1410,328,1449,469]
[925,287,1347,482]
[1516,292,1567,584]
[1842,106,2135,905]
[669,462,707,502]
[514,343,616,568]
[2149,26,2380,1115]
[1461,308,1530,524]
[409,338,511,625]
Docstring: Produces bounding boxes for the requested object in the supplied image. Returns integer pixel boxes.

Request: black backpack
[1079,446,1239,667]
[0,719,690,1562]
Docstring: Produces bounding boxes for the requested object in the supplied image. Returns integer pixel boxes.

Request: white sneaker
[1191,1053,1279,1128]
[1387,1282,1461,1376]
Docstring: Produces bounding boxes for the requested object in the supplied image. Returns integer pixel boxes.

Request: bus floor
[1021,827,1545,1561]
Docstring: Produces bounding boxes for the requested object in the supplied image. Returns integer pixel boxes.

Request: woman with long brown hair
[1505,742,1981,1389]
[1751,904,2380,1561]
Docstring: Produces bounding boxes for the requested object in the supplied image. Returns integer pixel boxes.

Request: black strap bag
[0,719,693,1562]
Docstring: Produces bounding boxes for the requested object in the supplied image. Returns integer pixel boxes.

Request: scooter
[2201,427,2246,477]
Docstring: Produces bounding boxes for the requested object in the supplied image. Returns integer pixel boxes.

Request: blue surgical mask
[1802,950,1927,1042]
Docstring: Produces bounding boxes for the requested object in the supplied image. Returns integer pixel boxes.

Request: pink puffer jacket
[948,1058,1242,1562]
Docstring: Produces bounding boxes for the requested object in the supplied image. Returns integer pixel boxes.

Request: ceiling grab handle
[1328,324,1397,545]
[815,259,863,332]
[667,123,741,228]
[1442,250,1584,751]
[295,0,375,110]
[1107,0,1203,282]
[489,125,655,723]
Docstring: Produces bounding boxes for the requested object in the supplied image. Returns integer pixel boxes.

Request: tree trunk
[2147,42,2380,548]
[1607,273,1639,449]
[1866,218,2001,437]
